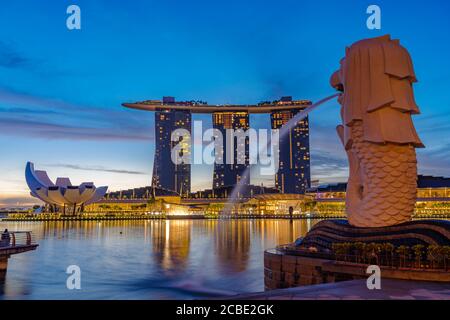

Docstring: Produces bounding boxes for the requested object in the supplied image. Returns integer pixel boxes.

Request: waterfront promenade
[227,279,450,300]
[1,213,346,221]
[0,219,312,298]
[0,231,38,279]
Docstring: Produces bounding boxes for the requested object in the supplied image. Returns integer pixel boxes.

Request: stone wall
[264,249,342,289]
[264,249,450,290]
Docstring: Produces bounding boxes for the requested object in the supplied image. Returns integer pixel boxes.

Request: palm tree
[362,243,372,264]
[332,243,344,261]
[342,243,353,262]
[412,244,425,268]
[427,245,439,269]
[374,243,384,265]
[332,243,353,262]
[396,245,409,268]
[364,243,378,264]
[383,243,395,267]
[443,246,450,271]
[354,242,365,264]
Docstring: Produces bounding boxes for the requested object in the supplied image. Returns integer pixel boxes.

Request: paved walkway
[228,279,450,300]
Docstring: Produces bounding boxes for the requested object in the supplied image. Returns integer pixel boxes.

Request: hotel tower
[123,96,311,196]
[270,97,311,194]
[152,97,191,195]
[212,111,250,190]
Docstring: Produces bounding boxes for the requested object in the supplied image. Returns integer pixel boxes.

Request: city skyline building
[271,97,311,194]
[212,111,250,190]
[124,96,312,195]
[152,97,191,196]
[25,162,108,214]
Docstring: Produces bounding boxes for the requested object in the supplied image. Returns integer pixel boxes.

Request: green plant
[382,243,395,267]
[442,246,450,270]
[332,243,347,261]
[354,242,366,263]
[412,244,425,268]
[427,245,440,269]
[364,243,379,264]
[396,245,410,268]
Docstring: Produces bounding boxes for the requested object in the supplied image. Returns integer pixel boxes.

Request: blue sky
[0,0,449,206]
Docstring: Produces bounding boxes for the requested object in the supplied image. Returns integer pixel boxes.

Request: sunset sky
[1,0,449,206]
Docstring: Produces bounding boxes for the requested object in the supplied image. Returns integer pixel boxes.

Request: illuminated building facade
[25,162,107,214]
[212,111,250,189]
[153,97,191,195]
[271,97,311,194]
[307,175,450,217]
[123,96,313,193]
[86,175,450,218]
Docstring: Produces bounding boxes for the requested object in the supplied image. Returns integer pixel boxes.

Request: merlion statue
[331,35,424,227]
[290,36,450,252]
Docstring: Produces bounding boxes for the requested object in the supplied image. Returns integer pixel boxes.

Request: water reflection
[215,220,251,273]
[152,221,191,274]
[0,219,319,299]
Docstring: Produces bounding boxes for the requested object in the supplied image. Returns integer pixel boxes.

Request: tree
[412,244,425,268]
[354,242,366,264]
[383,243,395,267]
[396,246,410,268]
[443,246,450,271]
[342,243,353,261]
[364,243,379,265]
[434,246,449,270]
[374,243,384,265]
[332,243,348,261]
[427,245,439,269]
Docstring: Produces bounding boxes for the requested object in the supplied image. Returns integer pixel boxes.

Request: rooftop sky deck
[122,100,312,114]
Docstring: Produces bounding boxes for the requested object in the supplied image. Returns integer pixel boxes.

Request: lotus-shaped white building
[25,162,108,214]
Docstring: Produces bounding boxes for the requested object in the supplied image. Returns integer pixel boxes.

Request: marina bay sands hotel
[123,96,311,196]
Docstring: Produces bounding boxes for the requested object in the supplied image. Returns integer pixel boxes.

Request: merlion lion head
[330,34,423,149]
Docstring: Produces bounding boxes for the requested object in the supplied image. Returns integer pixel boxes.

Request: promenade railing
[277,243,450,271]
[0,231,35,248]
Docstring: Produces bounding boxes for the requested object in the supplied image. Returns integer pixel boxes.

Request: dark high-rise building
[124,95,311,195]
[271,97,311,194]
[212,111,250,189]
[152,97,191,195]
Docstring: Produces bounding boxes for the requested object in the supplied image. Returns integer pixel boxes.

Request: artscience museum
[25,162,108,214]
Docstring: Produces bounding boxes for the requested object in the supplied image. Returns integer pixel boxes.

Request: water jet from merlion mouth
[220,93,341,216]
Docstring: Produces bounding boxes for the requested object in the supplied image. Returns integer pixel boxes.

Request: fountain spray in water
[221,93,341,215]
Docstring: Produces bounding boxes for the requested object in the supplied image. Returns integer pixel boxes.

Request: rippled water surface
[0,219,319,299]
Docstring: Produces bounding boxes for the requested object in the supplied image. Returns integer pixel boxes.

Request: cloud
[425,143,450,158]
[311,151,348,168]
[0,86,154,141]
[0,107,57,115]
[417,143,450,177]
[46,163,146,175]
[311,150,349,183]
[416,111,450,122]
[0,195,40,207]
[0,86,127,120]
[0,87,67,110]
[308,122,350,183]
[0,41,73,77]
[0,117,152,141]
[0,41,30,69]
[421,124,450,134]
